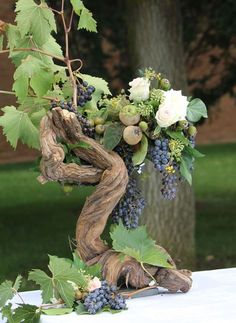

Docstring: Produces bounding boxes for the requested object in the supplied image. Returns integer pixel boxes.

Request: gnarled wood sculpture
[39,107,192,293]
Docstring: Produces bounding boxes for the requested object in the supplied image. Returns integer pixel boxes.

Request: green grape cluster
[169,139,185,162]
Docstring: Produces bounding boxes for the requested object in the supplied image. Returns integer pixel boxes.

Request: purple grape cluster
[77,81,95,107]
[76,113,95,138]
[83,281,126,314]
[149,138,179,200]
[112,178,145,229]
[50,100,75,112]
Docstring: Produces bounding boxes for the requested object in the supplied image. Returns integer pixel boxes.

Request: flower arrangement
[0,0,207,321]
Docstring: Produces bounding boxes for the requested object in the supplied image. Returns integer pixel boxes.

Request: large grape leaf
[0,106,40,149]
[1,304,15,323]
[28,270,54,303]
[13,56,54,100]
[0,275,22,308]
[13,304,41,323]
[111,222,173,268]
[70,0,97,32]
[15,0,56,46]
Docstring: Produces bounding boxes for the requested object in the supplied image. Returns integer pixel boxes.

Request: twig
[0,90,60,102]
[121,286,158,298]
[68,10,74,32]
[0,48,65,62]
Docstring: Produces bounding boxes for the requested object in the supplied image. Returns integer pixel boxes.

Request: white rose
[155,89,188,128]
[88,277,101,292]
[129,77,150,102]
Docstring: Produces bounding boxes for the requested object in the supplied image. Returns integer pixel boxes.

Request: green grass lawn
[0,143,235,289]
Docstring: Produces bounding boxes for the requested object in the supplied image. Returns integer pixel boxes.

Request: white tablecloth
[1,268,236,323]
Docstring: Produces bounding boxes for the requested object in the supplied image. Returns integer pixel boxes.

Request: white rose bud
[155,89,188,128]
[88,277,102,292]
[129,77,150,102]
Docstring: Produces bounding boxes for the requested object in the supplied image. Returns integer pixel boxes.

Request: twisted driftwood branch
[39,108,192,292]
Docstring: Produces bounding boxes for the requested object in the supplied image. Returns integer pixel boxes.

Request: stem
[140,262,157,284]
[0,90,60,102]
[0,48,65,62]
[121,286,158,298]
[68,10,74,32]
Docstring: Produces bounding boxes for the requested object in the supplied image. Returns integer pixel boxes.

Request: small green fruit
[160,78,171,91]
[95,124,106,135]
[123,126,143,145]
[188,125,197,136]
[178,120,189,129]
[139,121,148,132]
[94,117,105,125]
[88,119,95,127]
[119,104,140,126]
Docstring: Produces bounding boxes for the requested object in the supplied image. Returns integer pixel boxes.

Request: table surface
[1,267,236,323]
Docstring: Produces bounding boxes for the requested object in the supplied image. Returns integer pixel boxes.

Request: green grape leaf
[111,222,173,268]
[180,155,193,185]
[30,109,47,128]
[1,304,15,323]
[187,98,208,122]
[165,129,189,145]
[28,269,54,303]
[13,304,41,323]
[132,135,148,166]
[42,35,63,59]
[13,56,54,100]
[78,7,97,32]
[103,123,123,150]
[0,35,3,50]
[73,253,102,278]
[0,275,22,308]
[75,302,89,315]
[71,0,97,33]
[15,0,56,46]
[184,145,205,158]
[0,106,40,149]
[42,308,73,316]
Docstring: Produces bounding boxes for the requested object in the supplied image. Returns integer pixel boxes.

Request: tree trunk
[126,0,195,268]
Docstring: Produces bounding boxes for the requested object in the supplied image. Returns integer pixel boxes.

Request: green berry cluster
[137,101,154,117]
[150,88,165,104]
[169,139,185,162]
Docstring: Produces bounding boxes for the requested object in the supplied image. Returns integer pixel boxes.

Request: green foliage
[103,123,123,150]
[132,135,148,166]
[187,98,208,122]
[0,35,3,50]
[15,0,56,46]
[1,304,15,323]
[70,0,97,32]
[29,255,88,307]
[0,106,40,149]
[184,145,205,158]
[12,304,41,323]
[0,275,22,307]
[165,129,189,145]
[180,154,193,185]
[42,308,73,315]
[111,222,172,268]
[73,253,102,279]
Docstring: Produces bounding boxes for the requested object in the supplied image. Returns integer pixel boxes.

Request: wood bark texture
[39,108,192,292]
[126,0,195,268]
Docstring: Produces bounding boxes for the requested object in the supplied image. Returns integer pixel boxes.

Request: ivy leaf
[111,222,173,268]
[28,270,54,303]
[70,0,97,33]
[1,304,15,323]
[103,123,123,150]
[183,145,205,158]
[132,135,148,166]
[42,308,73,316]
[165,129,189,145]
[187,98,208,122]
[13,304,41,323]
[0,106,40,149]
[78,8,97,32]
[0,275,22,308]
[180,155,193,185]
[15,0,56,46]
